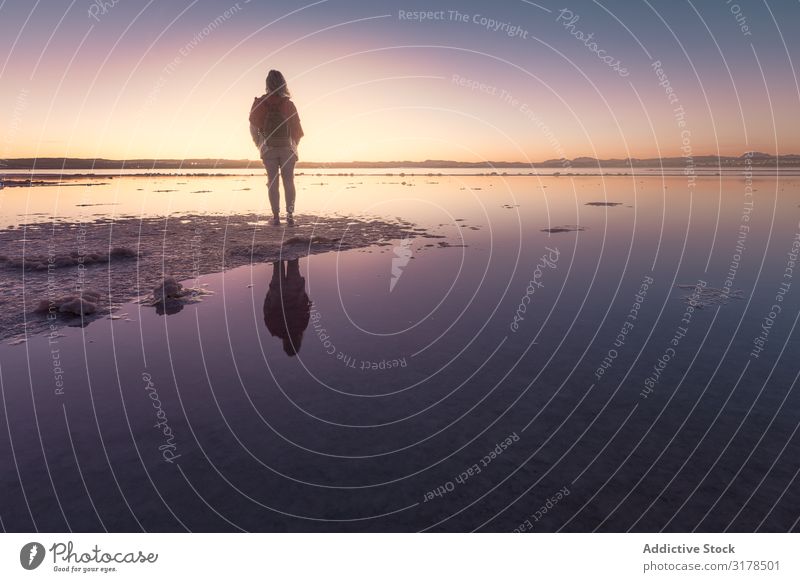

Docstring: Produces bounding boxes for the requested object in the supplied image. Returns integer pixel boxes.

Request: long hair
[266,69,290,97]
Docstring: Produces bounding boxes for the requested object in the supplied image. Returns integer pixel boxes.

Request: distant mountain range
[2,152,799,170]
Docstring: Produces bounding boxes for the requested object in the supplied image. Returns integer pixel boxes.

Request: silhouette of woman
[263,259,311,356]
[249,70,304,226]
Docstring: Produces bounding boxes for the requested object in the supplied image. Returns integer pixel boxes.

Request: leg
[263,151,281,217]
[280,149,297,215]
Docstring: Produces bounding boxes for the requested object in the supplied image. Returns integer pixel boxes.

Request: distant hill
[0,158,264,170]
[2,154,800,171]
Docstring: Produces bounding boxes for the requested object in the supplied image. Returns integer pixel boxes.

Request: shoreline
[0,212,435,343]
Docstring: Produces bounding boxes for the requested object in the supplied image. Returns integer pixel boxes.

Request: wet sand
[0,212,431,342]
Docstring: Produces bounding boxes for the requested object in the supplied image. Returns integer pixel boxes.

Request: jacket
[249,93,304,155]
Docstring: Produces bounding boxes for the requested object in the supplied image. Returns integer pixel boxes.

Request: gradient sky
[1,0,798,162]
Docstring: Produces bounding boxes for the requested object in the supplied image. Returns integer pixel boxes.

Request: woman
[249,70,304,226]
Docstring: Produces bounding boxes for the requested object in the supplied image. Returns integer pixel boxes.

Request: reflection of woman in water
[264,259,311,356]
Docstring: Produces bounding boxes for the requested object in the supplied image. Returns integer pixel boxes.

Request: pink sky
[1,1,798,162]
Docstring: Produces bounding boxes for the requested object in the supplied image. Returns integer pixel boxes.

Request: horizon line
[2,151,799,170]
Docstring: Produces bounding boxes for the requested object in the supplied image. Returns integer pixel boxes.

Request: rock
[154,277,184,300]
[33,290,103,315]
[58,297,97,316]
[81,290,103,302]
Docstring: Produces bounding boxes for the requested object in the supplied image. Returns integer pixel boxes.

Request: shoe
[271,215,280,226]
[286,214,295,226]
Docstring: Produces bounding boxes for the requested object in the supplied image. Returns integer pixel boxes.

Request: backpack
[261,98,292,147]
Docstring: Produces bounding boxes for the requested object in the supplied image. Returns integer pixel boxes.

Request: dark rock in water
[154,277,185,300]
[585,202,623,206]
[148,277,212,316]
[541,225,586,233]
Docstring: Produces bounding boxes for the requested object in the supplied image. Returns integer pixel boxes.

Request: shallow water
[1,172,799,532]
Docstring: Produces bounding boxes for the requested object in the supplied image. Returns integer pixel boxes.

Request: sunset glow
[2,1,799,162]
